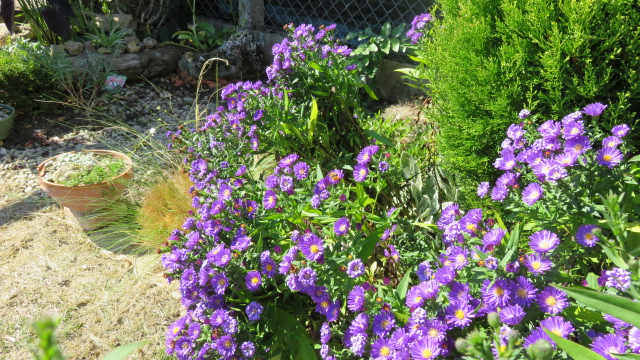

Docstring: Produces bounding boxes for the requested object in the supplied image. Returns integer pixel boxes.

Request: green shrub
[0,42,60,114]
[418,0,640,201]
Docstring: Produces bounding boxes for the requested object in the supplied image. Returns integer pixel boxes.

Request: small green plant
[345,22,409,78]
[85,24,133,54]
[0,39,62,114]
[172,0,231,51]
[1,0,74,45]
[43,152,126,187]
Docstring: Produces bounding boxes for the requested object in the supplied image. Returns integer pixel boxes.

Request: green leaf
[102,340,149,360]
[197,22,216,35]
[413,222,437,229]
[358,228,385,261]
[500,223,521,267]
[362,83,379,100]
[557,286,640,329]
[368,43,378,52]
[390,38,400,52]
[391,24,406,38]
[308,62,323,72]
[543,329,606,360]
[363,129,393,146]
[308,97,318,141]
[293,335,318,360]
[381,22,392,37]
[408,54,428,64]
[381,38,391,54]
[397,269,412,300]
[613,354,640,359]
[628,155,640,162]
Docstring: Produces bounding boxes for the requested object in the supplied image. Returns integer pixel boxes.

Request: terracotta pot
[37,150,134,213]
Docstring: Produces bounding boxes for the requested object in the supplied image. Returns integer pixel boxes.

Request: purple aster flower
[378,161,390,172]
[299,233,324,262]
[246,301,263,321]
[500,304,525,325]
[293,161,309,180]
[279,153,299,168]
[245,270,262,291]
[357,145,379,164]
[565,135,591,154]
[612,124,630,137]
[263,189,277,209]
[519,109,531,119]
[371,337,394,359]
[298,267,318,291]
[477,182,490,198]
[211,272,229,294]
[321,322,332,344]
[333,45,353,57]
[417,262,433,282]
[279,176,294,192]
[511,276,538,307]
[334,217,350,236]
[405,280,439,308]
[576,224,600,247]
[265,175,279,189]
[348,285,366,312]
[507,123,526,139]
[524,253,553,275]
[602,136,623,148]
[410,336,440,359]
[218,183,232,200]
[347,259,365,278]
[216,335,236,358]
[541,316,574,338]
[326,169,344,184]
[597,146,623,168]
[629,327,640,353]
[435,266,455,285]
[348,332,367,357]
[353,164,369,182]
[483,228,506,249]
[563,120,585,139]
[538,120,562,139]
[555,151,578,167]
[208,244,232,267]
[446,300,476,328]
[235,165,247,176]
[485,256,498,269]
[241,341,255,357]
[491,185,509,202]
[583,102,608,117]
[605,267,632,291]
[522,183,543,206]
[529,230,560,253]
[603,314,630,329]
[537,287,568,314]
[592,333,628,360]
[372,311,396,336]
[482,278,513,308]
[460,208,483,235]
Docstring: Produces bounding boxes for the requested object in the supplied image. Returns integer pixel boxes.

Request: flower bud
[527,339,553,360]
[455,338,472,354]
[487,312,501,329]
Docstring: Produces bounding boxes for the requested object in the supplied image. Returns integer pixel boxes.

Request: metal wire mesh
[198,0,434,36]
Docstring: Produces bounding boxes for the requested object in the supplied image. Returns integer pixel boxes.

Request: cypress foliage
[420,0,640,198]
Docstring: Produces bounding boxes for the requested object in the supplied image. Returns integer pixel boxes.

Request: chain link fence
[198,0,433,36]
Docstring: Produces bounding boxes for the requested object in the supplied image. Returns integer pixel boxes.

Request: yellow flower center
[359,169,367,176]
[573,144,583,151]
[532,261,542,270]
[457,254,466,263]
[380,346,391,356]
[545,296,557,306]
[218,278,226,286]
[517,289,527,298]
[494,287,505,296]
[585,233,594,240]
[266,264,273,271]
[251,277,259,285]
[382,320,390,328]
[552,329,562,336]
[422,349,433,358]
[224,340,232,348]
[247,206,254,212]
[428,328,439,337]
[603,154,613,162]
[455,309,466,320]
[310,245,319,254]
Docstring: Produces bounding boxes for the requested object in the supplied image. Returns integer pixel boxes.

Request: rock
[97,47,111,54]
[63,41,84,56]
[182,32,263,79]
[126,40,141,54]
[143,37,157,49]
[0,147,6,156]
[84,41,97,53]
[69,45,185,80]
[93,13,136,31]
[49,45,66,56]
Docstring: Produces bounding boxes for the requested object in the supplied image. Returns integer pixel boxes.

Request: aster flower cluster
[478,104,630,207]
[406,13,432,44]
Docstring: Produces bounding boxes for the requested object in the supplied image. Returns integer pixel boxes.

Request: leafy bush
[0,41,60,114]
[414,0,640,201]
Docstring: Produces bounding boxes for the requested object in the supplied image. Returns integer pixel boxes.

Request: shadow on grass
[0,193,56,228]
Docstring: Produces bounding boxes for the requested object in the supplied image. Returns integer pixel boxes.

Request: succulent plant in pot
[37,149,134,230]
[0,103,16,141]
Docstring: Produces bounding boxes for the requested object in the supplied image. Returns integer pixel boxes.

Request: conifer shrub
[417,0,640,199]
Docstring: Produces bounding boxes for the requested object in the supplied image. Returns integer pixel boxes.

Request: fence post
[239,0,265,29]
